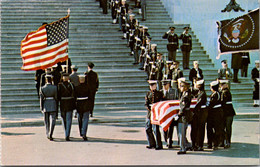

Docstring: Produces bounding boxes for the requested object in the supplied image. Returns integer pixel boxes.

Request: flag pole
[66,8,70,73]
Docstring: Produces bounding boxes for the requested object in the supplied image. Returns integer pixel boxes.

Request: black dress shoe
[83,137,88,141]
[90,113,93,117]
[155,147,163,150]
[186,147,193,151]
[224,144,230,149]
[177,151,186,155]
[198,147,204,151]
[168,145,173,149]
[207,145,212,149]
[146,146,155,149]
[65,137,70,141]
[49,137,53,141]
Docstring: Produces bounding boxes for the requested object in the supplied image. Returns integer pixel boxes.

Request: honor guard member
[119,0,129,39]
[135,0,142,14]
[219,79,236,148]
[40,67,52,90]
[189,61,204,87]
[58,73,76,141]
[75,75,91,141]
[155,53,164,90]
[35,69,45,98]
[162,26,179,61]
[179,27,192,69]
[126,14,137,56]
[85,62,99,117]
[177,80,193,154]
[60,58,72,74]
[160,79,179,148]
[139,46,146,70]
[218,60,232,89]
[145,80,164,150]
[69,65,80,87]
[111,0,119,24]
[134,32,142,65]
[190,79,207,151]
[40,74,58,141]
[100,0,108,14]
[241,52,250,77]
[207,81,223,150]
[251,60,260,107]
[141,26,150,47]
[141,0,146,21]
[164,61,173,79]
[171,61,184,89]
[51,64,61,86]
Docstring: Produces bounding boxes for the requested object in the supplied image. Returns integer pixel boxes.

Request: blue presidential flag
[217,8,259,55]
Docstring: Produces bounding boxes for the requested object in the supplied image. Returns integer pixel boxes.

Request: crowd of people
[36,61,99,141]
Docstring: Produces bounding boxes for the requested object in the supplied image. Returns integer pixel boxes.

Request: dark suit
[145,90,163,148]
[231,53,242,82]
[191,90,207,149]
[85,70,99,116]
[40,83,58,139]
[161,88,179,147]
[162,32,179,61]
[241,52,250,77]
[75,83,91,138]
[189,68,203,86]
[179,33,192,69]
[251,67,259,100]
[58,81,76,139]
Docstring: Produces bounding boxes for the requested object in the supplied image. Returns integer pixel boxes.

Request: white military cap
[177,77,186,83]
[140,46,145,50]
[78,75,85,78]
[219,79,229,84]
[71,65,78,70]
[193,60,199,64]
[52,64,58,68]
[210,81,219,87]
[151,44,157,47]
[166,60,173,64]
[143,26,148,29]
[255,60,259,63]
[148,80,157,85]
[129,14,135,17]
[196,79,204,85]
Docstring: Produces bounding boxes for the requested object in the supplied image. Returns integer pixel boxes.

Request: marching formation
[38,62,99,141]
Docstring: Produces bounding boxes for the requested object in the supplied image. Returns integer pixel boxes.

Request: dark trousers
[152,124,163,148]
[207,110,223,147]
[44,112,56,138]
[224,116,234,145]
[89,91,96,116]
[168,50,176,61]
[182,51,190,69]
[61,111,73,138]
[141,4,146,20]
[164,120,178,146]
[191,109,208,148]
[100,0,108,14]
[241,65,248,77]
[145,118,156,147]
[233,69,239,81]
[78,112,90,138]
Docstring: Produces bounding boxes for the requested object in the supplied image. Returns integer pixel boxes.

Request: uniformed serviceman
[40,74,58,141]
[85,62,99,117]
[171,61,184,90]
[119,0,129,39]
[189,61,204,87]
[111,0,119,24]
[177,80,193,154]
[251,60,260,107]
[75,75,91,141]
[218,60,232,89]
[179,27,192,69]
[190,79,207,151]
[35,69,45,98]
[162,26,179,61]
[207,80,223,150]
[164,60,173,80]
[219,79,236,149]
[145,80,164,150]
[155,53,164,90]
[40,67,52,90]
[126,14,137,56]
[141,0,146,21]
[51,64,61,86]
[69,65,80,118]
[58,73,76,141]
[160,79,179,148]
[241,52,250,77]
[231,52,242,83]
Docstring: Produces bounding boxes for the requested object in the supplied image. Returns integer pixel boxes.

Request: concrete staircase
[1,0,256,117]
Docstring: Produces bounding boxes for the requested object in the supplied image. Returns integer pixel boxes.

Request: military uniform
[119,1,129,38]
[155,56,164,89]
[231,53,242,82]
[35,69,45,97]
[251,65,259,105]
[179,27,192,69]
[145,81,163,149]
[218,60,232,89]
[69,66,80,87]
[189,67,203,86]
[171,66,183,89]
[162,27,179,61]
[241,52,250,77]
[75,77,91,141]
[40,75,58,141]
[141,0,146,21]
[58,74,76,141]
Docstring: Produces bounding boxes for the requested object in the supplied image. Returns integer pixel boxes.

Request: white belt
[201,105,207,108]
[226,101,232,104]
[168,42,177,44]
[77,97,88,100]
[183,43,190,45]
[61,97,74,100]
[213,104,221,108]
[45,97,54,100]
[242,56,248,58]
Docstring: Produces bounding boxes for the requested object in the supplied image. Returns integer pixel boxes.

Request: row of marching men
[145,77,236,154]
[39,62,99,141]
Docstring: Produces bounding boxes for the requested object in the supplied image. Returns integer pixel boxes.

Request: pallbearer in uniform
[179,27,192,69]
[177,80,193,154]
[189,61,203,87]
[219,79,236,148]
[58,73,76,141]
[190,79,207,151]
[171,61,183,90]
[162,26,179,61]
[75,75,91,141]
[40,74,58,141]
[218,60,232,89]
[164,61,173,80]
[251,60,260,107]
[145,80,164,150]
[207,81,223,150]
[85,62,99,117]
[160,79,179,148]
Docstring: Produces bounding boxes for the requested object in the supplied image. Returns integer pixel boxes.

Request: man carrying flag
[20,10,70,71]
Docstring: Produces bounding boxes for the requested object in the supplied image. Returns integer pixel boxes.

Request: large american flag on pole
[20,15,69,71]
[151,99,197,132]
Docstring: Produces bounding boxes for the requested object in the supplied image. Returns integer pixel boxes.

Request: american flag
[20,15,69,71]
[151,99,197,132]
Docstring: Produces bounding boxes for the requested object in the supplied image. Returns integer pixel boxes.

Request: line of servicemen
[35,61,99,142]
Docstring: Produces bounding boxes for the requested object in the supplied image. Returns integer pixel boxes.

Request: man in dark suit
[40,74,58,141]
[162,26,179,61]
[241,52,250,77]
[251,60,260,107]
[75,75,91,141]
[58,73,76,141]
[85,62,99,117]
[189,61,204,87]
[179,27,192,69]
[231,53,242,83]
[160,79,179,148]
